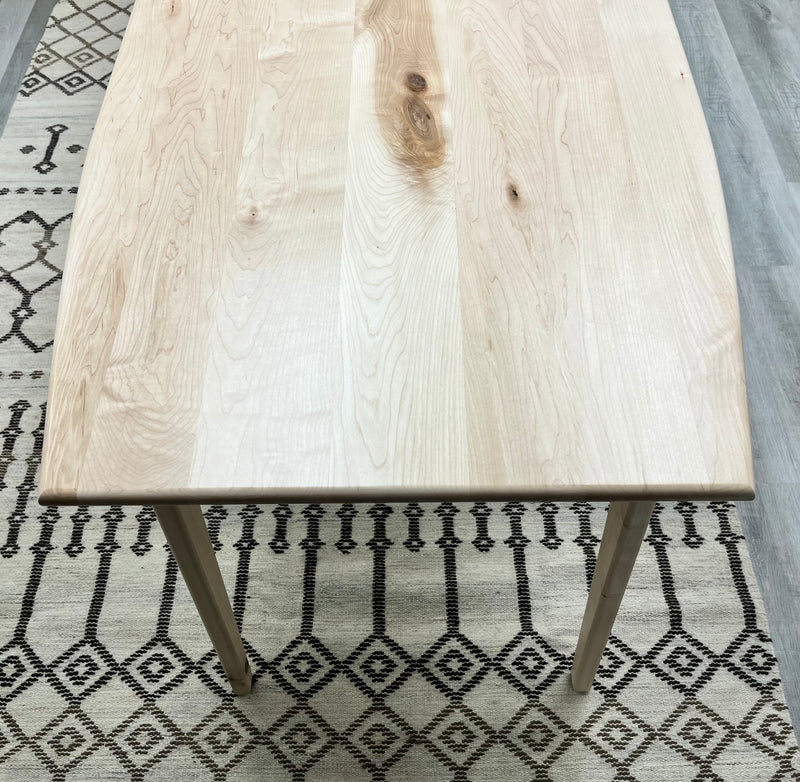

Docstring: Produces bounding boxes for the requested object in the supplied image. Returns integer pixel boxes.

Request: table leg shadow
[156,500,653,695]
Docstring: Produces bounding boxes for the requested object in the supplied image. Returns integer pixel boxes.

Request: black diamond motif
[424,702,494,768]
[287,651,322,683]
[519,720,555,751]
[438,649,472,679]
[662,700,731,761]
[592,636,641,695]
[269,635,338,697]
[362,723,398,754]
[67,48,101,68]
[500,700,575,769]
[495,631,566,696]
[21,73,47,94]
[121,638,192,698]
[724,630,781,690]
[363,650,396,680]
[0,640,42,704]
[678,716,715,747]
[33,160,56,175]
[0,711,24,763]
[665,646,702,678]
[10,305,34,321]
[190,704,259,772]
[649,630,715,693]
[346,704,413,771]
[33,708,102,772]
[344,634,413,697]
[48,638,116,700]
[599,720,637,752]
[54,71,93,95]
[267,705,336,775]
[0,655,25,689]
[108,705,180,773]
[420,633,490,696]
[582,703,651,762]
[743,700,795,753]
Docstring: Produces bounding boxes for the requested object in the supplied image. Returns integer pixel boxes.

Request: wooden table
[38,0,754,696]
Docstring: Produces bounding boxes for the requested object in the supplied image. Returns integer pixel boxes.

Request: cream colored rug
[1,2,798,780]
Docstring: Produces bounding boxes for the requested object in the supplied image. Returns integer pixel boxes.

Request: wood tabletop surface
[39,0,754,505]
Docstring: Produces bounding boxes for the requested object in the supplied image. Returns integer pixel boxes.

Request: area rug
[1,2,799,781]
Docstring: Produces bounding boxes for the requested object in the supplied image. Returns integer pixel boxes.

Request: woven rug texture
[1,2,799,780]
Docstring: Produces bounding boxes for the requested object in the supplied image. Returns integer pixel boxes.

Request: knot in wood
[406,72,427,92]
[405,97,432,138]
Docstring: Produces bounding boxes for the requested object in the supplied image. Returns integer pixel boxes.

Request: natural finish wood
[572,501,655,692]
[154,504,252,695]
[38,0,754,505]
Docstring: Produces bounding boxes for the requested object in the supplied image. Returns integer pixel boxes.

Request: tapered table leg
[571,500,655,692]
[154,504,252,695]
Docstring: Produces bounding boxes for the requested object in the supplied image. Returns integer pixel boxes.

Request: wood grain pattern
[39,0,754,505]
[668,0,800,271]
[335,0,468,488]
[711,0,800,181]
[571,500,655,691]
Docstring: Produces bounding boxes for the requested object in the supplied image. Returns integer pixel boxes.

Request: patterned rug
[1,2,799,780]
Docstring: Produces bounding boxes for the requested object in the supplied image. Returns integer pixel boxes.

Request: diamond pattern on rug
[268,635,339,699]
[494,630,568,696]
[419,632,492,697]
[31,706,103,774]
[499,701,574,767]
[189,703,260,773]
[345,703,414,772]
[120,638,193,700]
[344,633,414,698]
[107,705,181,775]
[423,701,494,770]
[267,704,337,775]
[20,0,131,96]
[47,637,116,701]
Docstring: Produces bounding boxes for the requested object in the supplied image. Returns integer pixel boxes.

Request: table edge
[38,482,756,507]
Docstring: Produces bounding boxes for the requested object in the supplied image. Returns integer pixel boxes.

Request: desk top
[39,0,754,505]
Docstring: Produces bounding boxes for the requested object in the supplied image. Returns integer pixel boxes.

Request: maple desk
[38,0,754,695]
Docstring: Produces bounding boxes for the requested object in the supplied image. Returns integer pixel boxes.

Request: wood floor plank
[789,181,800,212]
[712,0,800,181]
[0,0,56,136]
[737,266,800,483]
[0,0,34,79]
[667,0,800,269]
[668,0,800,739]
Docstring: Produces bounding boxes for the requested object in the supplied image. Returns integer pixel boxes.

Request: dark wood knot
[406,72,427,92]
[405,97,433,138]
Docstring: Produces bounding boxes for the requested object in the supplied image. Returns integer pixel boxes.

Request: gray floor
[1,0,799,739]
